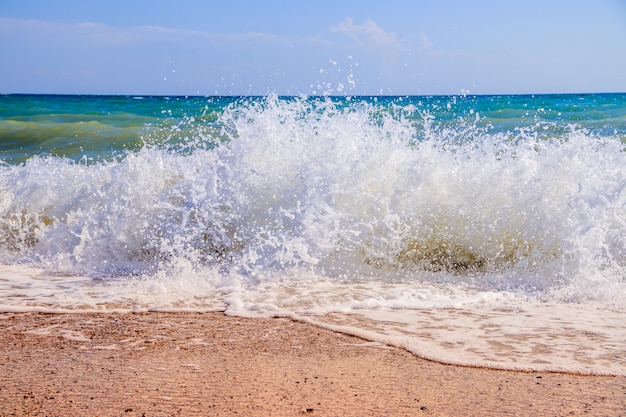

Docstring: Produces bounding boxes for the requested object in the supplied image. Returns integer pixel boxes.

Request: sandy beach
[1,312,624,417]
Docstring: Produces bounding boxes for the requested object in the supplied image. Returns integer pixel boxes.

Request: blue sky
[1,0,625,95]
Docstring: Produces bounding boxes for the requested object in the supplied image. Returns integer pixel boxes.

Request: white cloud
[0,17,320,94]
[330,18,399,46]
[418,32,433,51]
[0,16,468,95]
[0,17,278,47]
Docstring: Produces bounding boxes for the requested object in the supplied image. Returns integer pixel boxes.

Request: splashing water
[1,94,625,374]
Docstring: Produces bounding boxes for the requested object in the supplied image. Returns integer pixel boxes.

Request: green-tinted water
[1,93,624,164]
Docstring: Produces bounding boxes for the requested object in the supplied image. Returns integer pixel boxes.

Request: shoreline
[1,312,624,416]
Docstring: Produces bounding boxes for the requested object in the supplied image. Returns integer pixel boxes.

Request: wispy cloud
[0,17,278,47]
[417,32,433,51]
[330,18,399,46]
[0,16,438,95]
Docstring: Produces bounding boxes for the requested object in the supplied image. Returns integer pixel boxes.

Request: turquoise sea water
[1,93,625,374]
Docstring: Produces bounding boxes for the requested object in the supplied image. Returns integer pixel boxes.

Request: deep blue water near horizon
[1,93,625,375]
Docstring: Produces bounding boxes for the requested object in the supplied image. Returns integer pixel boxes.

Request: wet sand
[1,312,624,416]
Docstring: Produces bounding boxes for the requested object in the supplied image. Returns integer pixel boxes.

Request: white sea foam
[0,96,624,374]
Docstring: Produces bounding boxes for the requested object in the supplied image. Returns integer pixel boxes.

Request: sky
[1,0,625,96]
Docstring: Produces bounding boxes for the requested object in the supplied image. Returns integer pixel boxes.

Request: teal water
[0,95,230,164]
[1,93,625,374]
[1,93,624,164]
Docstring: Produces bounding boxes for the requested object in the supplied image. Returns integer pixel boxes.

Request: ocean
[1,93,625,375]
